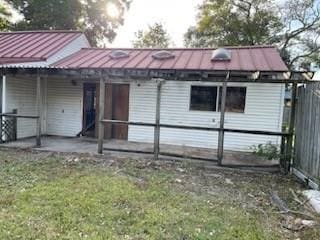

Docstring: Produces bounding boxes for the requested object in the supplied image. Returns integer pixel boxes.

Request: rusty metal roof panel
[171,50,193,69]
[53,46,288,72]
[0,31,83,64]
[111,50,141,68]
[129,50,153,68]
[100,50,132,68]
[133,50,155,69]
[79,49,112,68]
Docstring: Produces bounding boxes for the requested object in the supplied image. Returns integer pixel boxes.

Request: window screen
[190,86,217,111]
[219,87,246,113]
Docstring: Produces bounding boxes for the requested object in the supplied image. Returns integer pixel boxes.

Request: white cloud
[111,0,203,48]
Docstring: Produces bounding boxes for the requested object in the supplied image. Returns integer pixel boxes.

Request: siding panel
[6,76,37,138]
[46,78,83,136]
[128,80,284,151]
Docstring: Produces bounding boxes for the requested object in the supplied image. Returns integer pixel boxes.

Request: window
[190,86,246,113]
[190,86,217,111]
[219,87,246,113]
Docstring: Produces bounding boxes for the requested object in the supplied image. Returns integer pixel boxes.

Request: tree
[7,0,130,46]
[277,0,320,68]
[0,3,11,31]
[184,0,282,47]
[132,22,171,48]
[184,0,320,69]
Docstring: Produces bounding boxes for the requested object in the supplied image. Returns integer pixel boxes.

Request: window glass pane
[190,86,217,111]
[219,87,246,113]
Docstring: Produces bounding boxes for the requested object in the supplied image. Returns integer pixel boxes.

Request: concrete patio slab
[0,136,279,169]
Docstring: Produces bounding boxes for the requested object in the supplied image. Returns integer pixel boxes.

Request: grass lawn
[0,149,319,240]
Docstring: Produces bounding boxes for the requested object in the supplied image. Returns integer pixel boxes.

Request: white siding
[46,78,83,136]
[45,34,90,65]
[3,34,90,138]
[6,76,37,138]
[128,80,285,151]
[4,76,285,151]
[5,76,84,138]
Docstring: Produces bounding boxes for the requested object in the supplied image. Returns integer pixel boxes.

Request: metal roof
[0,31,83,64]
[52,46,288,71]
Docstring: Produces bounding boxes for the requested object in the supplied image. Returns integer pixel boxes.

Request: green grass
[0,149,318,239]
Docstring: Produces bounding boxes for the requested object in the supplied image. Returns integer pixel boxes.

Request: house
[0,31,290,152]
[0,31,90,138]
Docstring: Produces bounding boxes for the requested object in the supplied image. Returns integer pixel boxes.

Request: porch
[0,66,314,172]
[0,135,279,169]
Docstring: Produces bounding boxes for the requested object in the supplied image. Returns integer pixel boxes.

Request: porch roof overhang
[0,66,315,83]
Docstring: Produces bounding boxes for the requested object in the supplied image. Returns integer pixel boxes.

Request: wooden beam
[36,74,41,147]
[98,76,106,154]
[154,80,162,160]
[285,83,298,173]
[1,68,313,84]
[100,119,290,136]
[102,119,156,127]
[0,114,39,119]
[103,147,218,162]
[217,72,229,165]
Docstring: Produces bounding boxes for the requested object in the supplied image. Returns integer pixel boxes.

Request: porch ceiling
[0,67,314,83]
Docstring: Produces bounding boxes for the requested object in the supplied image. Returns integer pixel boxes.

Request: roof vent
[109,50,129,59]
[211,48,231,61]
[152,50,175,60]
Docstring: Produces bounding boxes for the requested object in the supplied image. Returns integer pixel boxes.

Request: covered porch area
[0,135,279,169]
[0,49,315,172]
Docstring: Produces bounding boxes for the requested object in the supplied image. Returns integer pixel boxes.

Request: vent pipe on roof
[211,48,231,61]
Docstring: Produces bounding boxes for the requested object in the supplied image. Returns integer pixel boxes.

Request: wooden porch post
[98,75,106,154]
[285,83,298,172]
[36,73,41,147]
[154,80,162,160]
[217,71,230,165]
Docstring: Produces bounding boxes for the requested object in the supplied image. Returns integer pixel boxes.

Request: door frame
[96,83,130,140]
[82,82,97,136]
[111,83,130,140]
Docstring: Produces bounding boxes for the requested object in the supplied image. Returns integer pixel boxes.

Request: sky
[111,0,203,48]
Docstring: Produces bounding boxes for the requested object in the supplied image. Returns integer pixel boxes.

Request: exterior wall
[5,76,37,138]
[128,80,285,151]
[4,76,285,151]
[45,34,90,65]
[5,76,84,138]
[46,78,83,136]
[2,34,90,138]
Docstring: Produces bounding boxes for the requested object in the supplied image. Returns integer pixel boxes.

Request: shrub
[251,142,281,160]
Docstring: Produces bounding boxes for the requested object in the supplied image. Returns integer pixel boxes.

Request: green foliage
[132,22,171,48]
[7,0,131,46]
[184,0,320,68]
[0,4,11,31]
[184,0,282,47]
[251,142,281,160]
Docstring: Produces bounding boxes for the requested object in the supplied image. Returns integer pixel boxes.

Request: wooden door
[112,84,129,139]
[99,83,129,140]
[104,84,113,139]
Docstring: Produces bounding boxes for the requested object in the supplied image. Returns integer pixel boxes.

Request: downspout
[1,75,6,142]
[2,75,6,114]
